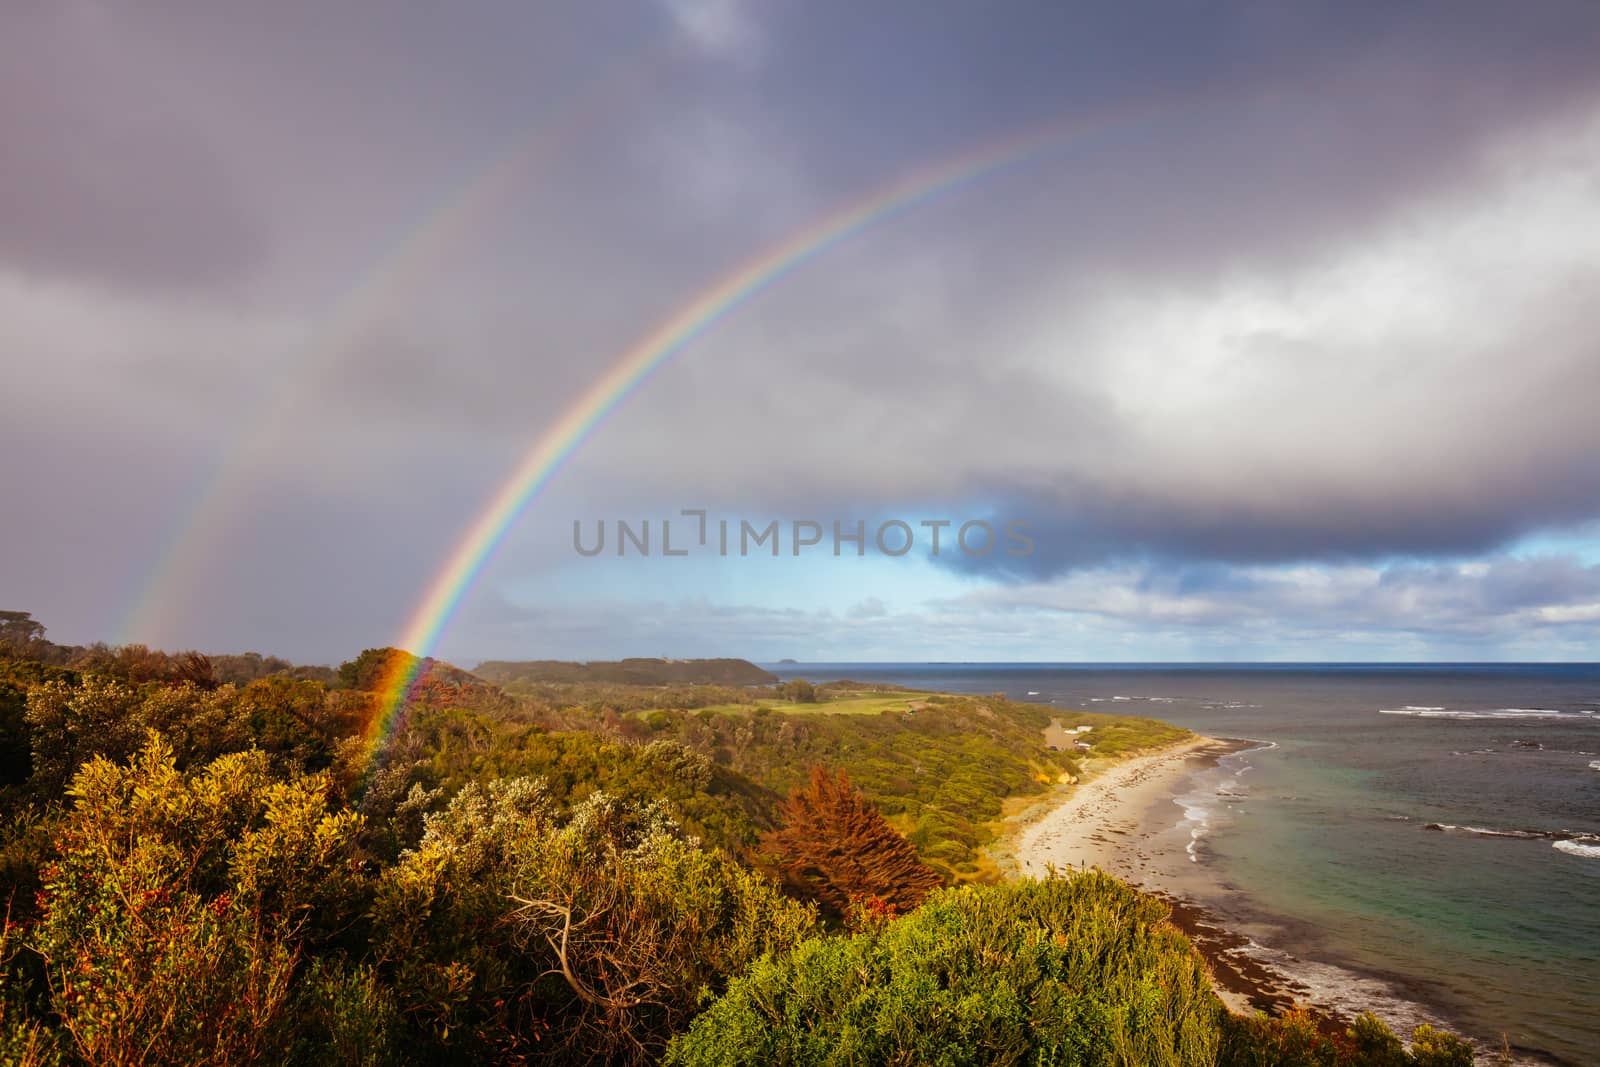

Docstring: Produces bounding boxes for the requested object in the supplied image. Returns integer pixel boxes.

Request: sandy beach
[1014,735,1228,880]
[1008,733,1557,1063]
[1011,735,1305,1016]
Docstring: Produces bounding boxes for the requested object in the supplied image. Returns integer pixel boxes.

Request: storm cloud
[6,0,1600,660]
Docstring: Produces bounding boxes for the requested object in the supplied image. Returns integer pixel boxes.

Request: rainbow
[359,95,1201,769]
[115,36,673,648]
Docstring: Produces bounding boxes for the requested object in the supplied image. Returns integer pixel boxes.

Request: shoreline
[1006,733,1566,1066]
[1009,735,1279,1014]
[1012,734,1236,881]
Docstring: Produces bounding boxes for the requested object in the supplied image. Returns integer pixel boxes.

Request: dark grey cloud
[0,5,267,289]
[7,0,1600,660]
[573,106,1600,579]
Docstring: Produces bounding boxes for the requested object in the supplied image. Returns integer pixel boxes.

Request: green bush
[627,696,1114,875]
[373,780,816,1064]
[667,871,1225,1066]
[0,652,1483,1067]
[28,734,367,1065]
[1218,1009,1477,1067]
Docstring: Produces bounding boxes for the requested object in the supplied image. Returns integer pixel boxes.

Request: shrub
[1406,1024,1474,1067]
[1218,1008,1478,1067]
[667,871,1226,1066]
[284,959,402,1066]
[373,780,816,1064]
[27,733,367,1065]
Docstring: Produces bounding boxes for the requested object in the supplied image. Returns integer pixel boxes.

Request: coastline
[1006,733,1566,1066]
[1012,735,1235,882]
[1008,735,1277,1014]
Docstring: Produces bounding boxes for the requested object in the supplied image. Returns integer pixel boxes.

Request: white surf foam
[1180,798,1213,863]
[1170,740,1276,865]
[1427,824,1548,840]
[1553,839,1600,859]
[1379,707,1569,719]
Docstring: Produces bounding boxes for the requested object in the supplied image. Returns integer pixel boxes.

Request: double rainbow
[359,97,1195,769]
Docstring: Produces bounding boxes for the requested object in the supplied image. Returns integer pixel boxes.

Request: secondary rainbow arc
[116,37,673,647]
[360,97,1198,767]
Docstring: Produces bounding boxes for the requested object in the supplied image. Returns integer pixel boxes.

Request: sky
[5,0,1600,665]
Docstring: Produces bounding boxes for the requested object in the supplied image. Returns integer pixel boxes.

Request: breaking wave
[1379,707,1573,720]
[1424,822,1600,859]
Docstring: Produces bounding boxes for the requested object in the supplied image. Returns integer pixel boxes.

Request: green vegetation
[622,692,1187,878]
[1046,710,1204,758]
[669,874,1476,1067]
[0,612,1481,1064]
[1220,1009,1474,1067]
[668,873,1223,1066]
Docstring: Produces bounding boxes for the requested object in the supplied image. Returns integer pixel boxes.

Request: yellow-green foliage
[668,875,1473,1067]
[372,780,816,1064]
[1056,710,1192,758]
[667,870,1227,1067]
[7,735,814,1065]
[629,696,1173,876]
[396,708,779,855]
[1219,1008,1476,1067]
[0,654,1480,1066]
[29,734,365,1065]
[18,674,370,798]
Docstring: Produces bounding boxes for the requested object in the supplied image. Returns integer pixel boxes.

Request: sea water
[770,663,1600,1065]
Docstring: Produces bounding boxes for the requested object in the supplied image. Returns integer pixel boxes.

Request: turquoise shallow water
[772,664,1600,1066]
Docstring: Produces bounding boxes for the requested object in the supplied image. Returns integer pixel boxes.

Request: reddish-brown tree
[761,766,942,921]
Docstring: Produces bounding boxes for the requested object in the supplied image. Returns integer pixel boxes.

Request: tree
[779,679,817,703]
[761,766,942,921]
[339,648,413,691]
[0,612,45,654]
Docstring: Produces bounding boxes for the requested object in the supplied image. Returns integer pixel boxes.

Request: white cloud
[1536,602,1600,624]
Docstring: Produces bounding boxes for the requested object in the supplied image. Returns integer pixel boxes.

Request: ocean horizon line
[759,660,1600,668]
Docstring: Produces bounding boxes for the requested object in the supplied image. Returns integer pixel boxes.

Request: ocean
[769,663,1600,1066]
